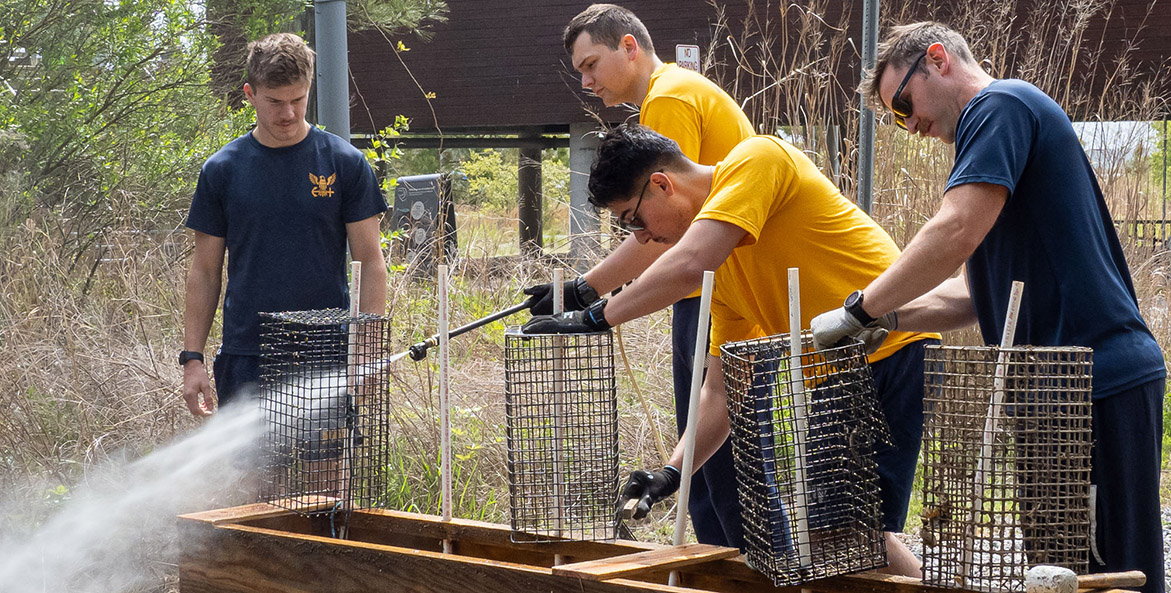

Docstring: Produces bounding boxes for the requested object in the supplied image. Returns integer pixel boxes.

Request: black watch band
[583,299,612,331]
[844,290,877,326]
[179,350,204,366]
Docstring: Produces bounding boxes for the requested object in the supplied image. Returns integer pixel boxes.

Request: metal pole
[315,0,350,140]
[856,0,880,214]
[1162,118,1167,240]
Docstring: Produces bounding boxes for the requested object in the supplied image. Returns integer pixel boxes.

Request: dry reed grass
[1,1,1169,588]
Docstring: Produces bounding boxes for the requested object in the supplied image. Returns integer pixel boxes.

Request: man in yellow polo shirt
[523,124,937,576]
[523,4,755,549]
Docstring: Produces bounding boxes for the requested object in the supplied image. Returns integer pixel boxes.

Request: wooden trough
[177,500,1141,593]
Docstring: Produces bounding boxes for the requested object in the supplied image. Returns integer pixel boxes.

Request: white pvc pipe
[439,265,453,531]
[669,270,715,587]
[962,280,1025,584]
[787,268,813,568]
[551,268,566,563]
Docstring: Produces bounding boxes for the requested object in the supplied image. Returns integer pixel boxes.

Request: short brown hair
[246,32,315,89]
[858,22,976,111]
[563,4,655,55]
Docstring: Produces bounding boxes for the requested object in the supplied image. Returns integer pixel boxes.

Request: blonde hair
[245,32,315,89]
[858,22,976,111]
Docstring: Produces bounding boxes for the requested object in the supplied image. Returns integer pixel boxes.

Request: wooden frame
[178,503,1138,593]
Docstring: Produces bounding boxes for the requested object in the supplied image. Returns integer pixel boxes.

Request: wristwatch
[583,299,612,331]
[178,350,204,366]
[843,290,877,326]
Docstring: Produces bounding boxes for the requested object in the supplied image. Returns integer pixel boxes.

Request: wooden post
[519,139,543,257]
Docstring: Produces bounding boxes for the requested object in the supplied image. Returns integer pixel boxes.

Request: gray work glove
[810,307,898,353]
[523,277,600,315]
[619,465,681,520]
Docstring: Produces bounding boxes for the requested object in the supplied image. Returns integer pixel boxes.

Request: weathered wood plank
[178,497,339,525]
[554,544,741,581]
[179,521,684,593]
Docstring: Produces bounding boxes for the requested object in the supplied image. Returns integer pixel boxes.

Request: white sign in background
[676,44,701,72]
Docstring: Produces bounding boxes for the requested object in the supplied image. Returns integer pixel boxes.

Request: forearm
[667,364,731,471]
[582,235,669,295]
[603,219,744,327]
[894,274,977,332]
[863,221,971,318]
[183,267,221,352]
[603,243,706,326]
[357,253,387,316]
[863,184,1005,317]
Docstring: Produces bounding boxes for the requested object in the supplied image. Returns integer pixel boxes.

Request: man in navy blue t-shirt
[180,33,388,418]
[811,22,1165,592]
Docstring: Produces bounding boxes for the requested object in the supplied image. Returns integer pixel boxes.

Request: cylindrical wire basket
[721,332,888,587]
[258,308,391,521]
[504,327,619,542]
[921,345,1093,592]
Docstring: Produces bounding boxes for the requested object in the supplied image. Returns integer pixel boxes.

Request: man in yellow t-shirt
[524,124,937,576]
[522,4,755,549]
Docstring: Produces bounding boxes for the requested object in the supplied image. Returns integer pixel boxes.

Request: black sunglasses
[891,52,926,130]
[618,170,660,232]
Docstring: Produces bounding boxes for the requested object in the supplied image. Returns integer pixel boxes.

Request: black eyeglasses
[891,52,926,130]
[618,170,660,232]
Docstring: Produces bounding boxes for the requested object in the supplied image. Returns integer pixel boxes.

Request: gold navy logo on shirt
[309,172,337,197]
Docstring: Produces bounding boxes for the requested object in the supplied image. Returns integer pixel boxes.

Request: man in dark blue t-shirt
[811,22,1165,593]
[181,33,388,418]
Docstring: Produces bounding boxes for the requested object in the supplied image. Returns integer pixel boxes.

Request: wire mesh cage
[258,309,392,525]
[503,326,619,542]
[921,345,1093,592]
[720,332,888,587]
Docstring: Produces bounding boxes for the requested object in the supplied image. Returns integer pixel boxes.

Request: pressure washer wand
[407,298,536,361]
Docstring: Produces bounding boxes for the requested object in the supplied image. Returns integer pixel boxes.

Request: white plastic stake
[962,280,1025,584]
[669,270,716,587]
[439,265,453,553]
[787,268,813,568]
[551,268,566,564]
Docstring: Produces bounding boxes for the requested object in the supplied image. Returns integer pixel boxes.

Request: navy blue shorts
[212,350,260,408]
[869,338,937,532]
[673,297,745,549]
[1089,378,1165,593]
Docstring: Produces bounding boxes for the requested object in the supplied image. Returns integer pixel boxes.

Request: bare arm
[581,234,670,294]
[346,215,387,316]
[895,273,977,332]
[862,183,1007,318]
[603,219,746,326]
[182,231,226,417]
[666,356,730,471]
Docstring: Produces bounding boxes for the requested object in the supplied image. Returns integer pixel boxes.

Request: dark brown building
[348,0,1170,136]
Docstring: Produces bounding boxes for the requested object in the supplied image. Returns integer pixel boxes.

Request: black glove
[524,277,600,315]
[521,299,611,334]
[620,465,681,520]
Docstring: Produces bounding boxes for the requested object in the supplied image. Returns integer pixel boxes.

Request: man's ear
[926,42,949,73]
[621,34,639,59]
[652,170,674,197]
[243,82,255,100]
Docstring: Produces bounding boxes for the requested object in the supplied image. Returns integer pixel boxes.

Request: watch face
[845,290,862,308]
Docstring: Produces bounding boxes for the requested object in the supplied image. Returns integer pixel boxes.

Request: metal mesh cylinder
[503,327,619,542]
[258,309,391,522]
[921,345,1093,592]
[721,333,888,587]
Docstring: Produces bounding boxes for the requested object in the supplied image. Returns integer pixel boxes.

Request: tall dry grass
[1,2,1169,589]
[704,0,1171,349]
